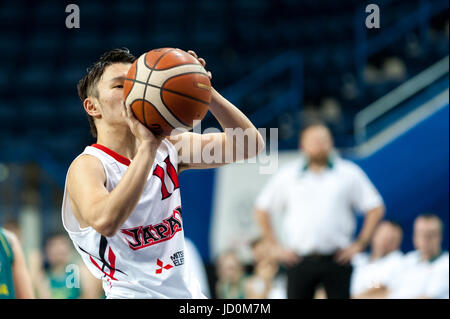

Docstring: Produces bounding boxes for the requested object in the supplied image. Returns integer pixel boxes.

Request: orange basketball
[123,48,211,136]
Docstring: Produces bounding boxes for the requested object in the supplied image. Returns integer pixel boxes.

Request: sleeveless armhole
[61,153,107,235]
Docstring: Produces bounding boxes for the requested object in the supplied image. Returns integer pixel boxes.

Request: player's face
[300,126,333,163]
[217,253,243,283]
[413,218,442,258]
[95,63,132,126]
[371,222,402,256]
[46,236,71,267]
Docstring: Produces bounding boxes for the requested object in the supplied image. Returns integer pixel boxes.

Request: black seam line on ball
[144,63,202,71]
[142,49,176,128]
[125,77,210,106]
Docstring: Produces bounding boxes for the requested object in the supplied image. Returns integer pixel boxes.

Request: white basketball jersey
[62,139,206,299]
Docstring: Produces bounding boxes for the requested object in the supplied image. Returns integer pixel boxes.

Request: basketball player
[62,48,264,298]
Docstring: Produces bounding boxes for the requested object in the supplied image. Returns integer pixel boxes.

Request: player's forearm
[209,88,265,160]
[94,141,158,236]
[356,205,385,248]
[7,232,35,299]
[13,262,35,299]
[254,208,277,244]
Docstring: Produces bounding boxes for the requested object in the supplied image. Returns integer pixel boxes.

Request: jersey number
[152,156,179,200]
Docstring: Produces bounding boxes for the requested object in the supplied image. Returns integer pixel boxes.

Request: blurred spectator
[364,56,406,85]
[405,33,423,59]
[382,57,407,82]
[254,122,385,299]
[29,232,103,299]
[244,238,286,299]
[245,258,279,299]
[351,220,404,298]
[341,73,359,100]
[215,250,248,299]
[364,63,383,84]
[357,214,449,299]
[319,97,342,125]
[0,227,34,299]
[185,237,211,298]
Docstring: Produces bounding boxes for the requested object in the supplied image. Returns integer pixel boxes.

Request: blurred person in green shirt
[0,227,34,299]
[29,232,103,299]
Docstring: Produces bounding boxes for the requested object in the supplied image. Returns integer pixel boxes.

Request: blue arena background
[0,0,448,266]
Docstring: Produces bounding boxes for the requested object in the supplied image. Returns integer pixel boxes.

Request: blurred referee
[254,122,385,299]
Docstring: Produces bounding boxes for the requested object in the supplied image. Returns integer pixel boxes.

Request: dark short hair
[298,119,330,140]
[77,48,136,138]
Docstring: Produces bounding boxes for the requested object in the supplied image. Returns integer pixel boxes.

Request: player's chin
[310,152,329,162]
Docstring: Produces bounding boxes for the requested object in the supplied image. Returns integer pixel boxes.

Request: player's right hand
[272,245,301,267]
[121,101,164,148]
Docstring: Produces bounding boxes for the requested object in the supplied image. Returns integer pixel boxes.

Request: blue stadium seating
[0,0,447,167]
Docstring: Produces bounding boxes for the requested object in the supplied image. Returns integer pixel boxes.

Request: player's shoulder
[164,133,191,155]
[434,251,449,267]
[381,250,405,268]
[403,250,421,264]
[160,138,180,164]
[278,159,302,175]
[67,153,106,185]
[335,157,366,176]
[335,156,360,170]
[162,136,177,152]
[351,252,370,267]
[0,228,19,252]
[388,250,405,261]
[264,160,301,185]
[69,153,104,173]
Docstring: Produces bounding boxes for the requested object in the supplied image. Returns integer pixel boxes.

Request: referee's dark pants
[286,253,353,299]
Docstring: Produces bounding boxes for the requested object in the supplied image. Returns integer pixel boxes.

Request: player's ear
[83,97,101,118]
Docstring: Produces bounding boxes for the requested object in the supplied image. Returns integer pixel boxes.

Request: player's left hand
[334,241,365,265]
[186,50,212,80]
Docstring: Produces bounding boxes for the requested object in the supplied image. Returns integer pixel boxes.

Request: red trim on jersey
[89,255,118,281]
[91,144,131,166]
[107,247,117,279]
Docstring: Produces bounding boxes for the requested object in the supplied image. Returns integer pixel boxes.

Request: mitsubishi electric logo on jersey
[170,251,184,266]
[121,207,183,250]
[155,251,184,274]
[155,259,173,274]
